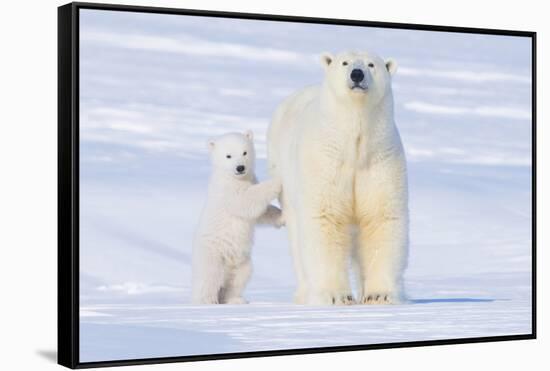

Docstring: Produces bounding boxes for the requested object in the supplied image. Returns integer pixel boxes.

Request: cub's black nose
[350,69,364,83]
[236,165,245,173]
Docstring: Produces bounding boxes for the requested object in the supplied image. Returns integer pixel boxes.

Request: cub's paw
[192,296,220,305]
[275,213,285,228]
[266,178,282,198]
[224,297,249,305]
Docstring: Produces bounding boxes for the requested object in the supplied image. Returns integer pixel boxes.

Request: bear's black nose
[236,165,245,173]
[350,69,364,83]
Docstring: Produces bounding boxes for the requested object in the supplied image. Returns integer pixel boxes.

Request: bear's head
[208,131,256,179]
[320,51,397,105]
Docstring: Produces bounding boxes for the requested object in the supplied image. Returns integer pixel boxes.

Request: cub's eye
[226,155,231,159]
[368,62,375,68]
[243,151,247,156]
[342,61,348,66]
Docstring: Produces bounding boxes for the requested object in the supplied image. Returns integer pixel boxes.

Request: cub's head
[208,131,256,179]
[320,51,397,104]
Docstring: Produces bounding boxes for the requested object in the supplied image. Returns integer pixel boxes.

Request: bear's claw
[326,293,355,305]
[361,293,395,305]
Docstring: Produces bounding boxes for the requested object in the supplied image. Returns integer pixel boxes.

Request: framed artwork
[58,2,536,368]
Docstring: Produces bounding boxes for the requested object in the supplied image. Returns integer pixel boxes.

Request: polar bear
[192,131,283,305]
[268,51,408,305]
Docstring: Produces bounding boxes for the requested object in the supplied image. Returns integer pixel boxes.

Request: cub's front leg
[228,179,282,220]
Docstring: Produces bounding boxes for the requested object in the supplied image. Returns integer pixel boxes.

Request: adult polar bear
[268,51,408,305]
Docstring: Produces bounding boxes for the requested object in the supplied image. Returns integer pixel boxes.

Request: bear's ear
[385,58,398,76]
[320,52,334,69]
[244,130,254,141]
[207,139,215,152]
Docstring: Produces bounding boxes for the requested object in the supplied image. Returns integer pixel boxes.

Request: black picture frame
[58,2,537,368]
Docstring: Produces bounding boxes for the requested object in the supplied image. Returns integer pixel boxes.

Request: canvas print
[77,7,533,363]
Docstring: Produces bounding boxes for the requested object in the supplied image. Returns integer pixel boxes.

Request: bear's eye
[368,62,375,68]
[226,154,231,159]
[342,61,348,66]
[243,151,247,156]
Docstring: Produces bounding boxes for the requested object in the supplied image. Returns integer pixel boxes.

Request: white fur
[192,132,283,304]
[268,51,408,305]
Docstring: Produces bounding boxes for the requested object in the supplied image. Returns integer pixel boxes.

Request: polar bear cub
[192,131,282,304]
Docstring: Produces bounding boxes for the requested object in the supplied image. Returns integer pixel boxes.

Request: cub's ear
[244,130,254,141]
[320,52,334,69]
[207,139,215,152]
[385,58,398,76]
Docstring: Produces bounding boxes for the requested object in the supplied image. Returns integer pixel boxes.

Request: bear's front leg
[229,179,281,220]
[301,214,354,305]
[354,153,409,305]
[355,217,408,304]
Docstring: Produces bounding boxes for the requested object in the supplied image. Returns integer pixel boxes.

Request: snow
[80,271,531,361]
[78,9,533,362]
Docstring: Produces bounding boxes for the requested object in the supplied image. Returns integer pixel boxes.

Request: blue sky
[79,9,532,180]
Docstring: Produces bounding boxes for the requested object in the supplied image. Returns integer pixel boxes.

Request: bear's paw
[360,292,400,305]
[224,297,249,305]
[310,292,356,306]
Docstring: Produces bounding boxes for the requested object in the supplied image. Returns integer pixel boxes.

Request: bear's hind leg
[191,248,225,305]
[285,208,308,304]
[221,260,252,304]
